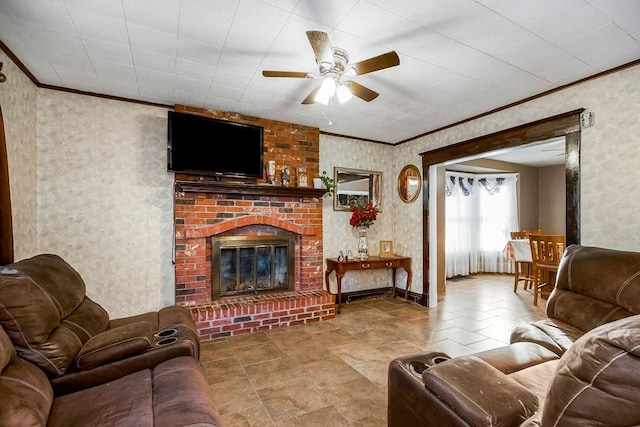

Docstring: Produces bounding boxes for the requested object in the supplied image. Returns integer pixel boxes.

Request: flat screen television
[167,111,264,179]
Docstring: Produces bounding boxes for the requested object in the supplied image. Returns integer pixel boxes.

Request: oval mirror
[398,164,422,203]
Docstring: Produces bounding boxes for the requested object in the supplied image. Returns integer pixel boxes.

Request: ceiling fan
[262,31,399,105]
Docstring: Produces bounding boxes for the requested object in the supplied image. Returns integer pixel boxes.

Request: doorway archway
[419,109,582,306]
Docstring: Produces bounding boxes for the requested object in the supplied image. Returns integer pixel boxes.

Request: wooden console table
[325,256,412,313]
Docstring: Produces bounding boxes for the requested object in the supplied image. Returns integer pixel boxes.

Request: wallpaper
[36,90,174,317]
[394,64,640,303]
[319,135,406,294]
[7,60,640,317]
[0,51,38,260]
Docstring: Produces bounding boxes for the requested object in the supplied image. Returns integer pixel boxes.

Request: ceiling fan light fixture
[344,66,357,76]
[315,76,336,105]
[262,31,399,105]
[336,83,353,104]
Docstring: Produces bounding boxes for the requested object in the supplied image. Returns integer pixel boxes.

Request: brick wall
[174,192,325,306]
[175,104,320,185]
[173,106,335,338]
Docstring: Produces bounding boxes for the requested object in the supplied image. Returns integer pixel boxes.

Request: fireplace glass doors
[211,235,295,298]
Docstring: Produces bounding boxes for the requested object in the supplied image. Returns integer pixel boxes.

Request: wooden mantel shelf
[175,180,328,198]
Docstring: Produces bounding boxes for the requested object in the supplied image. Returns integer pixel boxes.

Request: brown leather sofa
[0,323,222,426]
[388,245,640,426]
[510,244,640,355]
[0,254,200,395]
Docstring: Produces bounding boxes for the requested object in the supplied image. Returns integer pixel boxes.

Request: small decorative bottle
[267,160,276,184]
[281,166,290,187]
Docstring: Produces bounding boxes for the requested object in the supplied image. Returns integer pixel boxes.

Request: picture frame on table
[379,240,394,258]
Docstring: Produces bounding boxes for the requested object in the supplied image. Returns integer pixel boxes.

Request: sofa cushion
[62,297,110,343]
[421,355,539,426]
[75,321,153,370]
[0,254,109,376]
[472,342,558,375]
[0,326,54,427]
[4,254,87,316]
[0,323,11,371]
[152,356,223,426]
[510,318,585,356]
[108,305,198,334]
[48,368,154,427]
[48,356,222,427]
[541,314,640,426]
[548,245,640,328]
[51,324,200,396]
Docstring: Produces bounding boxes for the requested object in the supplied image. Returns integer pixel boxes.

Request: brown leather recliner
[510,244,640,355]
[0,323,222,426]
[0,254,200,395]
[389,314,640,426]
[388,245,640,426]
[388,342,560,426]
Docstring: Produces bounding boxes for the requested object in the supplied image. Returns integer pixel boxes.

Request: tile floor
[201,273,547,426]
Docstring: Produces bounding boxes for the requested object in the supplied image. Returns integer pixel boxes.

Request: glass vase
[357,227,368,259]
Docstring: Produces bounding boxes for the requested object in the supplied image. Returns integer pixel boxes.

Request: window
[445,172,518,277]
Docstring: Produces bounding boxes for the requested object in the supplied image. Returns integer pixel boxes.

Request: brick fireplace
[172,105,336,340]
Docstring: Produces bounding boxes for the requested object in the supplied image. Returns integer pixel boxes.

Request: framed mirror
[398,164,421,203]
[333,167,382,211]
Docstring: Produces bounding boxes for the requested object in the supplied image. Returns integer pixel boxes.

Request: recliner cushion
[48,368,154,426]
[510,319,585,356]
[548,245,640,328]
[0,326,54,426]
[0,254,109,376]
[75,321,153,370]
[541,314,640,426]
[62,297,110,343]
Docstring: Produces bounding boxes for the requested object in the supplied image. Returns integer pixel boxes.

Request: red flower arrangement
[349,199,379,228]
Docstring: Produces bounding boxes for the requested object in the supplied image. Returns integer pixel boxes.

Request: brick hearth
[188,290,335,339]
[174,187,336,339]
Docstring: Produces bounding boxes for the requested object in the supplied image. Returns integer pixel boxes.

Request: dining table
[504,239,532,262]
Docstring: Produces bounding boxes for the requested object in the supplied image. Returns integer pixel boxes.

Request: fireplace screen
[212,236,294,298]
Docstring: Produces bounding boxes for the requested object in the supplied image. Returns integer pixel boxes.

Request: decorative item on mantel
[267,160,276,185]
[281,166,290,187]
[297,167,308,187]
[314,170,336,197]
[349,199,379,259]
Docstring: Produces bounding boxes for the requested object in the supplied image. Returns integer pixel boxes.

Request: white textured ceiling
[1,0,639,143]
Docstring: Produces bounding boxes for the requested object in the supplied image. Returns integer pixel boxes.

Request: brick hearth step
[188,290,336,340]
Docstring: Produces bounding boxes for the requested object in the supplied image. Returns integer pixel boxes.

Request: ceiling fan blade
[306,31,334,68]
[262,70,311,78]
[301,85,321,104]
[348,81,379,102]
[350,51,400,76]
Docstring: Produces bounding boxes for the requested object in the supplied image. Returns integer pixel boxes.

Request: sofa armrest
[75,321,153,370]
[422,356,539,427]
[510,321,578,356]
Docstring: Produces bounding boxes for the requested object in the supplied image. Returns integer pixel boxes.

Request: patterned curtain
[445,171,518,278]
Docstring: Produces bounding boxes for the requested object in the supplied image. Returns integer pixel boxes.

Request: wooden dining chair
[529,234,566,306]
[509,230,541,292]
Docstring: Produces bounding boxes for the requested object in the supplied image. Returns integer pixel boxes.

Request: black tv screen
[167,111,264,179]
